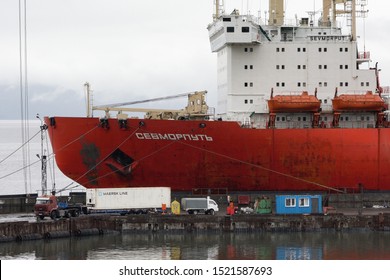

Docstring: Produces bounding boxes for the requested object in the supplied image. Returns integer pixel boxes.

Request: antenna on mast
[328,0,368,41]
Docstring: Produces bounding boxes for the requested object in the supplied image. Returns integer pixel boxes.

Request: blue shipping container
[275,195,323,214]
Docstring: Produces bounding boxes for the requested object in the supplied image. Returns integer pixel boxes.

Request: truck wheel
[209,209,215,215]
[50,211,57,220]
[72,210,79,217]
[193,210,199,215]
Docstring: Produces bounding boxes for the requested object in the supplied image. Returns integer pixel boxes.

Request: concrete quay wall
[1,213,390,243]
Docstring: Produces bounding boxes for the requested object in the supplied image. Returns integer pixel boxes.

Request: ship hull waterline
[44,116,390,193]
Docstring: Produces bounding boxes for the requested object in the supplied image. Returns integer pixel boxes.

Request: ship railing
[382,86,390,94]
[207,107,216,118]
[240,14,263,26]
[337,121,376,129]
[261,120,378,129]
[358,51,370,60]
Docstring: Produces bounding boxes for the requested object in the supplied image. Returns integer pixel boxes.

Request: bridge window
[227,27,234,32]
[242,27,250,33]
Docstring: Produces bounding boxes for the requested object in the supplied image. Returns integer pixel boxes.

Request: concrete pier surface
[1,191,390,214]
[1,207,390,243]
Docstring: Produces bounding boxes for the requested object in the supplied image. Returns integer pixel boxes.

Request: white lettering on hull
[136,133,213,141]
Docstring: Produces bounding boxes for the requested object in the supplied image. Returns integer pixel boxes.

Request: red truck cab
[34,195,58,219]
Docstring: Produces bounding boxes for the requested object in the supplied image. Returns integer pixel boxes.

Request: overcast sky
[1,0,389,120]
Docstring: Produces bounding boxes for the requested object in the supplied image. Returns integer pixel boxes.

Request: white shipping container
[86,187,171,210]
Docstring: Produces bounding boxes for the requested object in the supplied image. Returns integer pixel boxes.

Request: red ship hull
[44,116,390,193]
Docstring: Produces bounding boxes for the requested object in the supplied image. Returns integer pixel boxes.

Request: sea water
[1,231,390,260]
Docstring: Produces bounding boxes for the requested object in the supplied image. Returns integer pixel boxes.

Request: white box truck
[181,196,219,215]
[86,187,171,214]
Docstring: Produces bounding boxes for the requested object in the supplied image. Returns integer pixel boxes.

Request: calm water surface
[1,231,390,260]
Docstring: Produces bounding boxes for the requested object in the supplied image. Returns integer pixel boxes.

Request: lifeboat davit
[268,91,321,113]
[332,91,385,112]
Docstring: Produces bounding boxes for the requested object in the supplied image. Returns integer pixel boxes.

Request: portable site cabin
[275,195,323,214]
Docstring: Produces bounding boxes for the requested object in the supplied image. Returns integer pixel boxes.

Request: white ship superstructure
[208,0,382,129]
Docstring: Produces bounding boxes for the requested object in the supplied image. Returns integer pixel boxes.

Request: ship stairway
[258,25,271,42]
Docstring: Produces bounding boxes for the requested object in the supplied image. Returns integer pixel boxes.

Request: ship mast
[85,82,92,117]
[322,0,367,41]
[213,0,224,21]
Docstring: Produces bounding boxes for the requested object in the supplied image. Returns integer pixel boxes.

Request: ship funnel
[268,0,284,26]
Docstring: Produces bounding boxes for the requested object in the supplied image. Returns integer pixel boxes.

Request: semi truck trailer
[34,187,171,219]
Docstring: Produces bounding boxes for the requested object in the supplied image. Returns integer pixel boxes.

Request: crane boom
[88,90,211,120]
[92,91,206,110]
